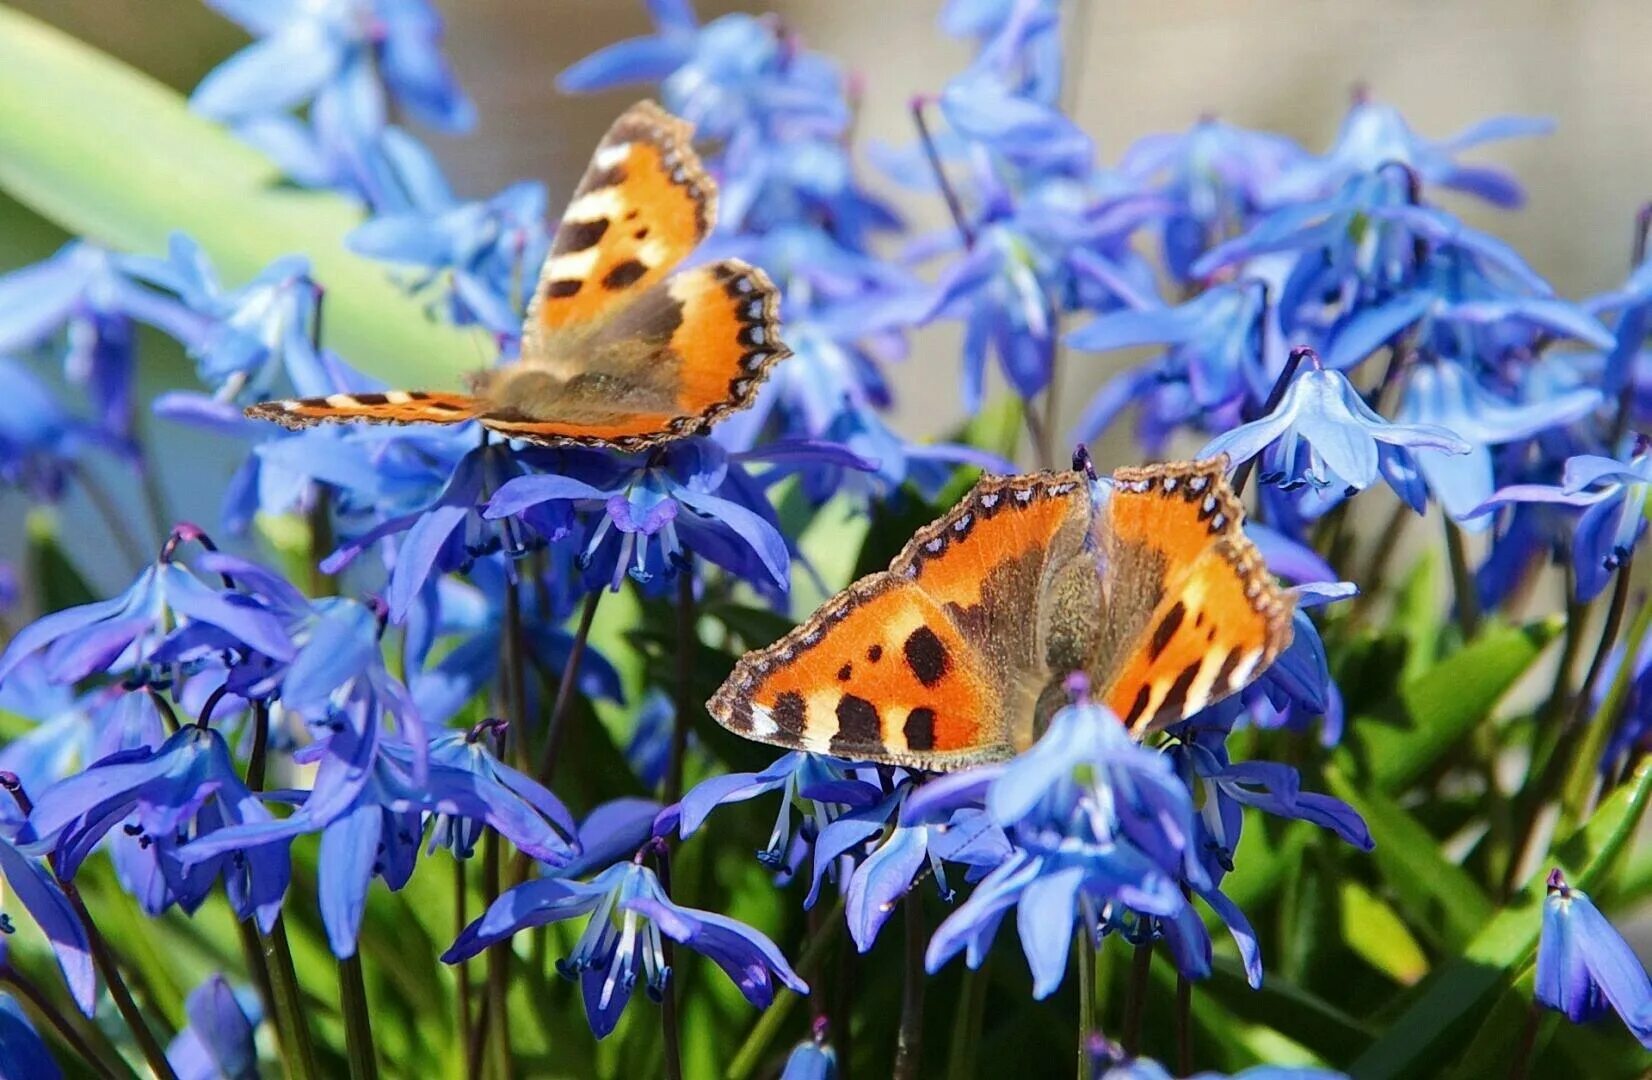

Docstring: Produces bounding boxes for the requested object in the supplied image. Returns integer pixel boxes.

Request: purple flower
[0,824,96,1017]
[1537,869,1652,1047]
[444,857,806,1038]
[16,725,292,933]
[0,991,60,1080]
[166,974,260,1080]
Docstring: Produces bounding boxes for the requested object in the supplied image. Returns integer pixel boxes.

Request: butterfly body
[246,101,788,451]
[709,457,1294,771]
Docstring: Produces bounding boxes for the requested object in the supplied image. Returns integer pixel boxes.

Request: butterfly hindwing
[477,259,786,449]
[709,471,1093,769]
[243,391,483,429]
[525,100,713,343]
[1089,458,1294,734]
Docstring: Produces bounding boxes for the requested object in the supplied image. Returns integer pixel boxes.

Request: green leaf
[1348,760,1652,1080]
[1339,880,1429,986]
[24,509,97,613]
[1325,766,1494,950]
[0,6,479,389]
[1343,617,1560,795]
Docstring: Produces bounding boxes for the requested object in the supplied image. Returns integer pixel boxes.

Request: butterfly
[245,101,789,450]
[708,453,1294,771]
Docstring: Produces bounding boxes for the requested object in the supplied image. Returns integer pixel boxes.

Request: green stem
[306,487,337,598]
[501,573,529,773]
[482,831,510,1078]
[338,953,379,1080]
[1561,584,1652,827]
[266,915,320,1080]
[1174,972,1193,1076]
[1075,932,1094,1080]
[532,589,603,790]
[724,895,846,1080]
[1,965,127,1079]
[1120,940,1152,1058]
[1443,520,1481,641]
[892,895,925,1080]
[655,846,685,1080]
[947,958,991,1080]
[665,567,696,807]
[455,858,473,1061]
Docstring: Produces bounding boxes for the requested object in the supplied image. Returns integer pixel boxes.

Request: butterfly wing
[1088,457,1294,734]
[477,259,786,450]
[709,472,1093,770]
[244,391,484,429]
[524,100,713,345]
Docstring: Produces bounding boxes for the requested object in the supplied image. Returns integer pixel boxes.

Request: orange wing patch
[709,471,1093,770]
[525,100,711,341]
[1092,458,1293,734]
[243,391,483,429]
[477,259,786,450]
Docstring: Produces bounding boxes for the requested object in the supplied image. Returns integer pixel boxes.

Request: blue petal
[1016,865,1083,999]
[557,37,694,93]
[190,25,344,119]
[845,825,928,953]
[318,804,382,958]
[0,838,95,1016]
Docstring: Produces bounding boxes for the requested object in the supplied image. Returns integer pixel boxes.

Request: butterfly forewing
[1089,458,1294,733]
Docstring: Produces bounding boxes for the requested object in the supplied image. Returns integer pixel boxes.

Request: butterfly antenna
[1072,444,1097,480]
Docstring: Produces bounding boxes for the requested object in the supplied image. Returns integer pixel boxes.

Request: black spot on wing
[903,626,950,688]
[836,663,853,683]
[866,644,883,663]
[832,695,881,753]
[1149,602,1186,662]
[773,692,807,738]
[352,393,389,405]
[553,218,610,255]
[1156,661,1204,724]
[546,279,582,298]
[580,164,628,194]
[602,259,649,290]
[904,707,936,752]
[1123,684,1152,729]
[1212,647,1245,695]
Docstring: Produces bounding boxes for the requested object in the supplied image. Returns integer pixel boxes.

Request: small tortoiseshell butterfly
[246,101,789,449]
[709,454,1294,771]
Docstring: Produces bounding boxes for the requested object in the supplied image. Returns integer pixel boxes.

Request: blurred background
[1,0,1648,570]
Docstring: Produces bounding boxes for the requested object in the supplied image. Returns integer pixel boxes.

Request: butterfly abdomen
[243,391,483,429]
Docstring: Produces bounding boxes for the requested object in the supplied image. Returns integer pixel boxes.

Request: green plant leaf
[1342,617,1560,795]
[1325,766,1494,950]
[1339,880,1429,986]
[1348,760,1652,1080]
[0,5,480,390]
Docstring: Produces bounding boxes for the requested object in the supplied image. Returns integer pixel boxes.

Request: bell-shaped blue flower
[1536,869,1652,1047]
[165,974,261,1080]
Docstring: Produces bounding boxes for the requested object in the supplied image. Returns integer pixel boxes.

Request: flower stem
[1560,578,1652,827]
[1120,940,1153,1057]
[1,965,126,1080]
[665,568,696,806]
[1443,519,1481,641]
[1508,1001,1544,1080]
[653,844,685,1080]
[947,956,991,1080]
[910,96,975,249]
[532,589,603,789]
[265,915,321,1080]
[501,573,529,774]
[1174,971,1193,1076]
[892,895,926,1080]
[724,895,847,1080]
[338,953,379,1080]
[1075,932,1094,1080]
[482,830,511,1078]
[455,858,474,1059]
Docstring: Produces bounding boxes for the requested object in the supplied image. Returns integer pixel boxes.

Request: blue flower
[193,0,474,134]
[1272,95,1550,208]
[676,751,884,878]
[0,992,60,1080]
[1474,445,1652,601]
[122,235,326,402]
[1199,361,1469,512]
[16,725,292,932]
[908,698,1205,998]
[0,530,294,689]
[0,814,96,1016]
[556,0,701,98]
[781,1025,838,1080]
[486,439,800,595]
[166,974,261,1080]
[1395,357,1602,526]
[1090,1040,1346,1080]
[348,177,546,335]
[1537,869,1652,1047]
[180,719,574,957]
[444,857,806,1038]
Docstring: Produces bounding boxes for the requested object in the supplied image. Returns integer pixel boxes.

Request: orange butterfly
[708,454,1294,771]
[245,101,789,450]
